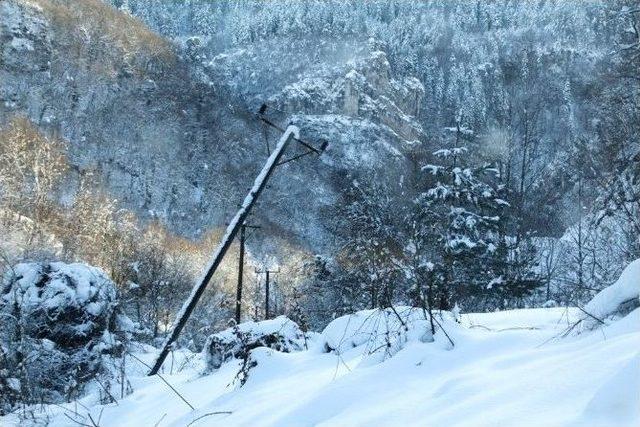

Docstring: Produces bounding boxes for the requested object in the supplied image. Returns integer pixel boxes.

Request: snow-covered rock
[0,262,131,412]
[582,259,640,328]
[202,316,307,371]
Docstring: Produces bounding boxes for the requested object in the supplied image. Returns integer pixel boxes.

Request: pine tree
[414,126,513,309]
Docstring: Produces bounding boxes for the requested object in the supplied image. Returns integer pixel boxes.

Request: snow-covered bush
[580,259,640,330]
[0,262,132,414]
[203,316,307,372]
[320,307,453,366]
[536,215,639,306]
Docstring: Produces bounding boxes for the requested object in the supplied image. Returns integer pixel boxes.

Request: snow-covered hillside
[3,306,637,427]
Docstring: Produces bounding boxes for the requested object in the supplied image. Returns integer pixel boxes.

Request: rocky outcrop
[270,47,424,143]
[0,0,51,74]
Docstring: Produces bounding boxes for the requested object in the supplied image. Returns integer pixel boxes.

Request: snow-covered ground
[3,306,638,427]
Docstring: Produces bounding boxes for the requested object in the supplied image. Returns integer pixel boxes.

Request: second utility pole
[236,222,260,324]
[256,267,279,319]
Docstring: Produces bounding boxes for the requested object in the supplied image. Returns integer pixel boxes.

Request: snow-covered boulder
[582,259,640,329]
[203,316,307,371]
[0,262,131,412]
[320,307,450,365]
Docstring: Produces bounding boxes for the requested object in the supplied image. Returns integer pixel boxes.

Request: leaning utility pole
[256,267,279,319]
[148,106,327,376]
[149,127,296,376]
[236,222,260,324]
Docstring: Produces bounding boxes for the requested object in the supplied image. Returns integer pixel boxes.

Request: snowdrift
[1,305,638,426]
[581,258,640,329]
[580,353,640,426]
[320,307,458,366]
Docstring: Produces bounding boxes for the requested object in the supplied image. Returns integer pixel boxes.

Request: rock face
[0,0,51,74]
[203,316,307,371]
[198,38,427,252]
[0,0,426,257]
[0,261,132,411]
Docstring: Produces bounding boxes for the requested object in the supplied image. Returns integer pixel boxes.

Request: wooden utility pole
[256,267,279,319]
[236,222,260,324]
[266,271,271,319]
[148,126,299,376]
[147,104,327,377]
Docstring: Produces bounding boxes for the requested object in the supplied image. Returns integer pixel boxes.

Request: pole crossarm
[257,104,328,156]
[147,126,300,376]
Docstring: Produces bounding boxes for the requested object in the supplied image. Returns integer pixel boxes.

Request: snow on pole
[148,126,300,376]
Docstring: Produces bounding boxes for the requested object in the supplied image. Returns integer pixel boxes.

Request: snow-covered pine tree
[415,125,512,310]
